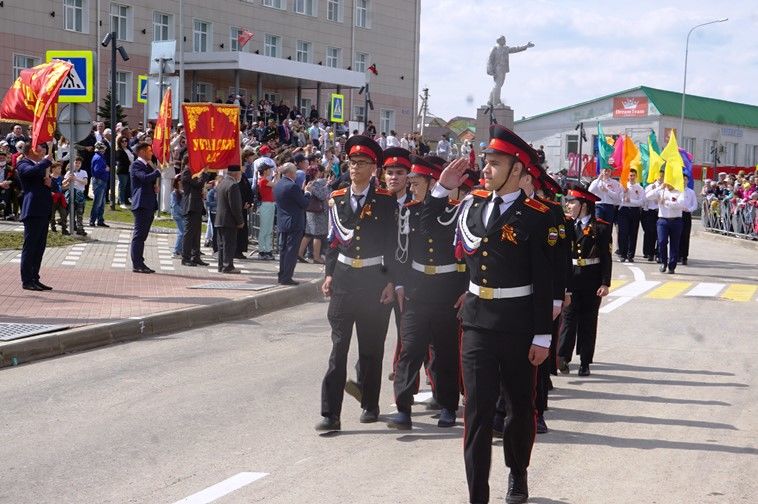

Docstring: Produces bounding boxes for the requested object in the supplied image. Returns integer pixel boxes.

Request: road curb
[694,228,758,251]
[0,279,323,368]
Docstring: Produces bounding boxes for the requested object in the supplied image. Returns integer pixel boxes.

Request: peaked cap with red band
[345,134,383,165]
[483,124,539,168]
[382,147,412,170]
[540,169,563,196]
[564,185,600,203]
[409,154,441,180]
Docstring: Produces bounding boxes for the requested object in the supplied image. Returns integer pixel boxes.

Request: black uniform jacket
[569,216,612,291]
[397,195,467,306]
[325,184,399,294]
[538,196,573,301]
[430,189,555,336]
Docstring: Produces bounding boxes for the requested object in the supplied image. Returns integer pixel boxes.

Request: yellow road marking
[609,279,629,292]
[720,284,758,302]
[646,281,693,299]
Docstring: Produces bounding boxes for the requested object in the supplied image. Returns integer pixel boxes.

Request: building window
[566,134,579,156]
[12,54,40,80]
[354,52,368,73]
[230,27,241,51]
[264,34,281,58]
[153,12,173,42]
[682,136,696,158]
[296,40,312,63]
[115,71,132,108]
[380,109,395,135]
[195,82,212,102]
[704,139,718,164]
[353,105,365,123]
[110,4,132,42]
[193,20,211,52]
[327,0,342,22]
[262,0,285,9]
[300,98,312,116]
[326,47,341,68]
[294,0,316,16]
[724,142,737,165]
[355,0,369,28]
[745,145,758,167]
[63,0,87,33]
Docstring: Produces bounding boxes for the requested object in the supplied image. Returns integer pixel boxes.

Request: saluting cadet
[317,135,399,432]
[432,125,555,504]
[386,155,467,431]
[558,187,612,377]
[617,168,645,262]
[679,174,698,265]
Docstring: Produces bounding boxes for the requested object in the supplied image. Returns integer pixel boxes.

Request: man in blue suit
[17,142,53,291]
[129,142,161,273]
[273,162,311,285]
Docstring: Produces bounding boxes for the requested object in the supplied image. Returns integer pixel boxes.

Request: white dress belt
[411,261,461,275]
[572,258,600,266]
[337,253,383,269]
[468,281,533,300]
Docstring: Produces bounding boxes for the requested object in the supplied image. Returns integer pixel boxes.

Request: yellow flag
[648,138,664,184]
[661,131,684,192]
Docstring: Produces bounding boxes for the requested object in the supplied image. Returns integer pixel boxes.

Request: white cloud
[419,0,757,121]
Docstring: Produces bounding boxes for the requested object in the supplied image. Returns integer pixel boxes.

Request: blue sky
[419,0,757,120]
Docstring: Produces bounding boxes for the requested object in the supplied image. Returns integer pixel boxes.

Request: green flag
[597,122,614,170]
[639,142,650,187]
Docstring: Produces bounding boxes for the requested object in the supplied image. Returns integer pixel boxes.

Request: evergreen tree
[97,89,128,128]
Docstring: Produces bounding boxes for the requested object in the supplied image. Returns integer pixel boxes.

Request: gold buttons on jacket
[482,278,488,285]
[482,251,488,257]
[355,236,361,240]
[356,246,361,251]
[428,248,434,253]
[428,238,433,243]
[481,265,487,271]
[356,225,361,230]
[483,237,489,243]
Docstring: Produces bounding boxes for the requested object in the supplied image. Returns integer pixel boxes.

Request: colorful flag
[368,63,378,75]
[621,136,639,188]
[182,103,241,176]
[648,139,664,185]
[237,30,254,49]
[610,135,624,176]
[153,88,172,166]
[661,130,684,192]
[639,142,650,187]
[0,60,73,149]
[679,148,694,189]
[596,123,614,172]
[649,129,660,154]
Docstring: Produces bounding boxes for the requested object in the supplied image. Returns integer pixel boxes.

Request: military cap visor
[382,147,412,170]
[482,124,538,167]
[345,135,383,165]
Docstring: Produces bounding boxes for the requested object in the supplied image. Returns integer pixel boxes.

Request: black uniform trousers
[617,206,641,259]
[558,289,602,365]
[641,209,658,258]
[356,300,400,389]
[20,216,48,284]
[322,287,392,418]
[236,208,249,255]
[278,229,302,283]
[463,327,536,504]
[130,208,154,268]
[182,210,203,261]
[394,299,460,413]
[680,211,692,260]
[536,316,561,415]
[216,226,238,270]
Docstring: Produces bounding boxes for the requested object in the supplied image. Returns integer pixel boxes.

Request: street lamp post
[679,18,728,141]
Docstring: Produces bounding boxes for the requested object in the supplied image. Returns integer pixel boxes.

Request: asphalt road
[1,232,757,504]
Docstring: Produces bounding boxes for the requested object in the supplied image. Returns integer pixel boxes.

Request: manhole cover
[0,323,69,342]
[188,282,276,291]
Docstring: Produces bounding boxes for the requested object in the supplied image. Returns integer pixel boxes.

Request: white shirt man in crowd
[588,163,622,222]
[616,168,645,262]
[436,134,451,161]
[386,130,400,148]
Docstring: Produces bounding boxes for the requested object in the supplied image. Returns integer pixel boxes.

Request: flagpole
[679,18,727,141]
[178,0,185,106]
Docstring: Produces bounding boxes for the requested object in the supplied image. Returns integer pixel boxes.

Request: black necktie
[576,220,583,236]
[353,194,365,212]
[488,196,503,229]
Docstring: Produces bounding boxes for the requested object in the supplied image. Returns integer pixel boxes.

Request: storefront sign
[613,97,648,118]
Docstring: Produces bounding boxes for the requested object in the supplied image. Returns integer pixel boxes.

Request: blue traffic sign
[137,75,148,104]
[45,50,93,103]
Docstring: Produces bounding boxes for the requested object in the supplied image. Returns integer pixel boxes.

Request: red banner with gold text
[182,103,241,175]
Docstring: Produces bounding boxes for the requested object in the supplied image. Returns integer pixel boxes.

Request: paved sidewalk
[0,221,323,327]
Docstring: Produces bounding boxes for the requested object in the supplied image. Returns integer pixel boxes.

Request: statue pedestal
[476,105,514,142]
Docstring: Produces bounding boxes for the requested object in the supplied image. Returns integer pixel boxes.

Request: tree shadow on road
[549,407,737,431]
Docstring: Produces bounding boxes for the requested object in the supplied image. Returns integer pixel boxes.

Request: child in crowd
[170,174,184,257]
[64,157,88,236]
[49,162,69,235]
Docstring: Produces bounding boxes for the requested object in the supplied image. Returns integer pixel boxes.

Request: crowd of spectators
[701,170,758,236]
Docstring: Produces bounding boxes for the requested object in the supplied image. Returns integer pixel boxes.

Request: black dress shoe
[578,364,591,377]
[344,379,363,403]
[193,259,210,266]
[132,266,154,274]
[627,257,635,263]
[96,222,110,227]
[22,283,44,291]
[506,471,528,504]
[181,260,197,267]
[35,281,53,291]
[647,255,654,262]
[234,254,246,260]
[558,357,570,374]
[667,269,676,274]
[659,264,667,273]
[619,257,626,263]
[536,415,548,434]
[279,280,299,285]
[221,267,242,274]
[387,411,412,430]
[315,416,341,432]
[682,258,688,265]
[359,408,379,423]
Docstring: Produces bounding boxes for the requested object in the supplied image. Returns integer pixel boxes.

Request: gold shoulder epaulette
[471,189,491,198]
[523,197,549,214]
[448,198,460,206]
[331,188,347,197]
[374,187,392,196]
[404,200,421,208]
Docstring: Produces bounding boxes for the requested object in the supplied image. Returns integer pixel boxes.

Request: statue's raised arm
[487,36,534,107]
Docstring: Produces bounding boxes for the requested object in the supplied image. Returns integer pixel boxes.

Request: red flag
[183,103,241,176]
[368,63,378,75]
[237,30,254,49]
[153,88,172,165]
[0,60,73,149]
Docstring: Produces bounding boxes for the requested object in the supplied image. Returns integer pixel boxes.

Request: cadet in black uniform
[386,155,467,430]
[431,125,555,504]
[558,187,612,377]
[317,135,399,432]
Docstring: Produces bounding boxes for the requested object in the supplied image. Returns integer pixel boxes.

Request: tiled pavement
[0,221,323,327]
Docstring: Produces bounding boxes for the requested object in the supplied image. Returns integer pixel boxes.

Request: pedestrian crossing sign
[45,50,93,103]
[137,75,148,104]
[330,93,345,123]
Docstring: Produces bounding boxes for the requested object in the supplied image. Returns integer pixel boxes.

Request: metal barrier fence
[701,196,758,240]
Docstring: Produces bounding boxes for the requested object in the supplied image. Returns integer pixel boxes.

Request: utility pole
[419,87,429,137]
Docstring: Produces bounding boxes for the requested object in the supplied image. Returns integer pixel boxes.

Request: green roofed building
[514,86,758,175]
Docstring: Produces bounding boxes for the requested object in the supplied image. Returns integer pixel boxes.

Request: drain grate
[0,323,69,342]
[188,282,276,291]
